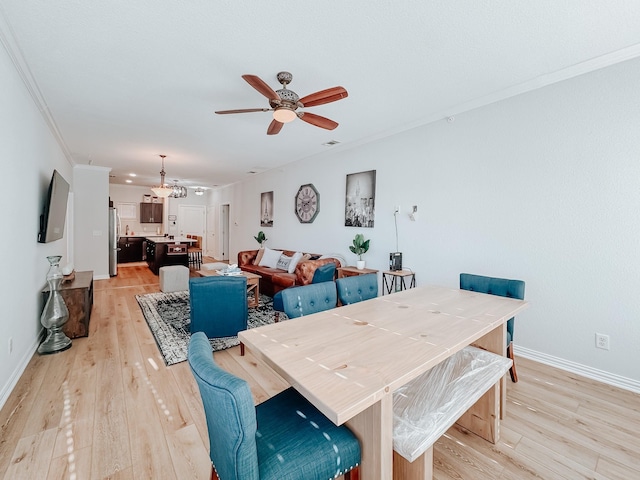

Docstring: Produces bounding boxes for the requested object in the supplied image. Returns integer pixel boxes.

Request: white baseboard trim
[94,274,110,280]
[516,346,640,394]
[0,335,41,412]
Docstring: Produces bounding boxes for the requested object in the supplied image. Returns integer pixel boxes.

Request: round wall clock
[295,183,320,223]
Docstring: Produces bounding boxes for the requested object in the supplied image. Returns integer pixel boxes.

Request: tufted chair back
[459,273,525,343]
[188,332,260,480]
[189,275,248,338]
[279,281,337,319]
[459,273,525,382]
[188,332,362,480]
[336,273,378,305]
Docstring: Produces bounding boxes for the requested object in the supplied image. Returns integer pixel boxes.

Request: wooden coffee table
[196,269,262,307]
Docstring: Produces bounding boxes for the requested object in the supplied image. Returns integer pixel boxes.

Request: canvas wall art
[345,170,376,227]
[261,191,274,227]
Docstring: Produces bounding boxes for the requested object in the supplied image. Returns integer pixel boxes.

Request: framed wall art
[261,191,274,227]
[345,170,376,227]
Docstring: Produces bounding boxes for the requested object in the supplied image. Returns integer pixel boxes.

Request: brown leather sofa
[238,249,340,297]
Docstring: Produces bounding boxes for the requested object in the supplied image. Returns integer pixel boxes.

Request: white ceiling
[2,1,640,190]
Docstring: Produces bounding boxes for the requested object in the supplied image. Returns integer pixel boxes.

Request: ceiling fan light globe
[273,107,297,123]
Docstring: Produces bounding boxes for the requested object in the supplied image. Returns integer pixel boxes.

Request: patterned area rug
[135,290,281,366]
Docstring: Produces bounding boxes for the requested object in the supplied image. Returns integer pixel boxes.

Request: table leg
[393,447,433,480]
[345,394,393,480]
[247,281,259,308]
[459,324,506,443]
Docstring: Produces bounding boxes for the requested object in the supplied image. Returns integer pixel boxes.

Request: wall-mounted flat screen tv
[38,169,70,243]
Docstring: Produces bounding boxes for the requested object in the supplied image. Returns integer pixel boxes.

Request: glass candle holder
[38,255,72,354]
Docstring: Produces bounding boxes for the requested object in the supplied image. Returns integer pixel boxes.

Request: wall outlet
[394,205,400,214]
[595,333,610,350]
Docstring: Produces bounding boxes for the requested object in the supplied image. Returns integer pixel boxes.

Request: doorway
[206,205,216,258]
[220,204,230,261]
[178,205,206,248]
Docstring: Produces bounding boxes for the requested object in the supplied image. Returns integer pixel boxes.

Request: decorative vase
[356,260,366,270]
[38,255,72,354]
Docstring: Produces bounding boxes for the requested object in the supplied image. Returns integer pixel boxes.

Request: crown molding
[0,7,75,165]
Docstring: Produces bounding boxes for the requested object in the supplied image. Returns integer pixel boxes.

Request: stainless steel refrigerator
[108,207,120,276]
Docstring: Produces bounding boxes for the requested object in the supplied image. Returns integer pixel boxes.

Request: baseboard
[516,346,640,394]
[0,335,41,412]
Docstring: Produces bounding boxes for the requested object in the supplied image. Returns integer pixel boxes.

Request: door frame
[220,203,230,261]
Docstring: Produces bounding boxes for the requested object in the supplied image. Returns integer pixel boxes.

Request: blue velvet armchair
[189,275,248,353]
[273,263,336,321]
[336,273,378,305]
[459,273,525,382]
[188,332,361,480]
[279,281,337,319]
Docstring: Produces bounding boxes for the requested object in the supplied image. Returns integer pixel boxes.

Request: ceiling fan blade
[267,119,284,135]
[215,108,271,114]
[299,87,348,107]
[242,74,280,101]
[297,112,339,130]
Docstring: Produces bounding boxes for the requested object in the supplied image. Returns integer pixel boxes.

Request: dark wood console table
[42,270,94,338]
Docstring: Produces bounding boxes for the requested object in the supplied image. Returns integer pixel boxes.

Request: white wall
[74,165,110,279]
[109,184,210,238]
[219,57,640,391]
[166,192,208,237]
[0,41,74,408]
[109,184,164,235]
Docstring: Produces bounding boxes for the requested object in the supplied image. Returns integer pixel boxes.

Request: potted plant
[349,233,370,270]
[254,231,268,247]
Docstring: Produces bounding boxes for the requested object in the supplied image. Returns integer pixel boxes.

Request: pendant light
[151,155,173,198]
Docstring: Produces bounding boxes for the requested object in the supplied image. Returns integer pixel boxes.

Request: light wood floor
[1,264,638,479]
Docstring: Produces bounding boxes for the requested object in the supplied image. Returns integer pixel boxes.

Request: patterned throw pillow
[276,254,292,271]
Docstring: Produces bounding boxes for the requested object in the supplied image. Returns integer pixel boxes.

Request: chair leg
[344,466,359,480]
[240,342,245,356]
[507,341,518,383]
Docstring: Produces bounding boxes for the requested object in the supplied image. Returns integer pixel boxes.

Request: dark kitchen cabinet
[140,203,163,223]
[146,239,188,274]
[117,237,144,263]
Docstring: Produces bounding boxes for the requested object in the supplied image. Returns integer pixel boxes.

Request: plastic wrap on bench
[393,346,512,462]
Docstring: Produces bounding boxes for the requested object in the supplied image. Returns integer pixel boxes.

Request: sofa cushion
[253,248,265,265]
[288,252,304,274]
[259,247,282,268]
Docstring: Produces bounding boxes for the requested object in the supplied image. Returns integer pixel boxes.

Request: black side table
[382,270,416,295]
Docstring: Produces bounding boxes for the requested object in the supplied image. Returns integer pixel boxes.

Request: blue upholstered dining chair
[336,273,378,305]
[279,281,337,319]
[189,275,248,354]
[459,273,525,382]
[272,263,337,321]
[188,332,361,480]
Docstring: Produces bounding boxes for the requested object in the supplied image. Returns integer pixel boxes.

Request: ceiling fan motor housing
[276,71,293,85]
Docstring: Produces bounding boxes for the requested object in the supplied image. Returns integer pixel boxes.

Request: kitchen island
[145,236,196,275]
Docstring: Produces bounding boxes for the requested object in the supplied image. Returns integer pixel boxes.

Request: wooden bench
[392,346,513,479]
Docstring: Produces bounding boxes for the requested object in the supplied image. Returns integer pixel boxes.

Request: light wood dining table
[238,284,529,479]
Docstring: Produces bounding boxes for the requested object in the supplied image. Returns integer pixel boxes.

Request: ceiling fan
[215,71,348,135]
